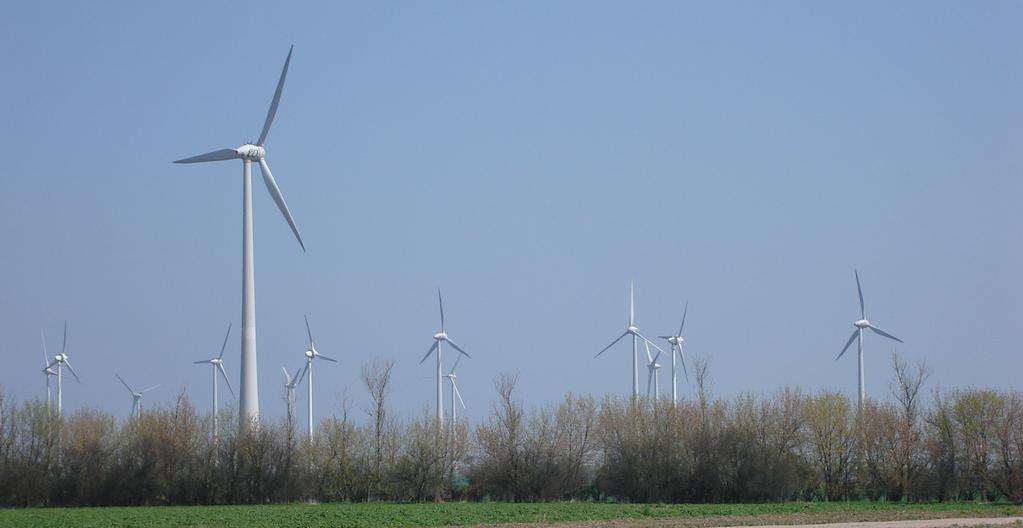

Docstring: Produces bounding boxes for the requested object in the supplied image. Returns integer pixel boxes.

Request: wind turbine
[837,270,904,407]
[193,323,235,439]
[595,281,664,397]
[173,46,305,429]
[282,363,307,425]
[302,315,336,441]
[445,356,467,430]
[115,373,159,421]
[45,321,81,414]
[644,341,662,399]
[659,302,689,404]
[419,290,472,425]
[40,333,57,410]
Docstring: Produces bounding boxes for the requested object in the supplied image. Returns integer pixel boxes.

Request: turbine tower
[115,373,159,421]
[419,290,472,425]
[644,341,662,398]
[837,270,904,407]
[40,333,57,410]
[302,315,336,441]
[193,324,236,439]
[595,281,664,397]
[659,302,690,404]
[282,363,307,425]
[445,356,467,431]
[45,321,81,414]
[173,46,306,429]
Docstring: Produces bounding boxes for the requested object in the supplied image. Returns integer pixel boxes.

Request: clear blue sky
[1,1,1019,424]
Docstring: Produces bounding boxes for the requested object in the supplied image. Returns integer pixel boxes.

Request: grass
[0,501,1020,528]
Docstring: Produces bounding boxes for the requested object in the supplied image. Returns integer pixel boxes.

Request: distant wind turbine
[644,341,662,398]
[837,270,904,407]
[193,323,235,439]
[659,302,690,404]
[282,363,307,425]
[174,46,306,429]
[115,373,159,421]
[40,333,57,410]
[595,281,664,397]
[419,290,472,425]
[445,356,467,430]
[45,321,81,414]
[302,315,336,441]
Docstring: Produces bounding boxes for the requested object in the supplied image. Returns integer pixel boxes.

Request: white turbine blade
[644,340,653,363]
[41,333,49,367]
[257,45,293,146]
[64,359,81,383]
[193,358,214,364]
[653,349,662,363]
[678,301,689,335]
[449,355,461,375]
[677,345,690,382]
[218,322,232,359]
[217,363,236,398]
[172,148,239,164]
[115,373,133,394]
[141,384,160,394]
[636,332,666,355]
[437,289,445,331]
[315,352,338,363]
[869,324,903,343]
[445,338,471,359]
[629,281,635,326]
[452,381,466,409]
[304,315,314,346]
[595,332,628,358]
[257,158,305,251]
[294,362,308,386]
[855,269,865,319]
[62,320,68,355]
[282,366,291,384]
[837,329,859,360]
[419,342,438,364]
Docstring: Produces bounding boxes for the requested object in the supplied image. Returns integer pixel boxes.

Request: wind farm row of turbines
[33,46,904,438]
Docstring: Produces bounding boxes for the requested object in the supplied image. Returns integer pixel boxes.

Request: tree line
[0,354,1019,506]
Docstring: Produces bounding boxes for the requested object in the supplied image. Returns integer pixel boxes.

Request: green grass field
[1,501,1020,528]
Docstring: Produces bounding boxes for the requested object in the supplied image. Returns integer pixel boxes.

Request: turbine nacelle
[854,319,870,328]
[304,348,315,359]
[434,331,448,341]
[236,144,265,161]
[666,336,684,346]
[626,326,639,335]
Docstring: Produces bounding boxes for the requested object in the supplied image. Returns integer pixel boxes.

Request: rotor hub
[434,332,447,341]
[305,349,315,359]
[854,319,870,328]
[236,144,265,161]
[627,326,639,335]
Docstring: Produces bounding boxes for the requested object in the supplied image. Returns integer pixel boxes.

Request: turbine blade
[438,289,445,331]
[419,342,438,365]
[446,338,471,359]
[141,384,160,394]
[653,349,662,363]
[452,381,466,409]
[282,366,290,384]
[837,329,859,360]
[855,269,865,319]
[678,301,688,336]
[595,332,628,358]
[629,281,635,326]
[115,373,133,394]
[677,345,689,382]
[218,322,232,359]
[636,332,666,355]
[869,324,903,343]
[294,362,308,386]
[41,333,49,367]
[217,363,235,398]
[64,360,81,383]
[193,359,214,364]
[449,355,461,375]
[62,321,68,355]
[172,148,239,164]
[257,45,293,146]
[257,158,305,251]
[644,340,653,363]
[315,352,338,363]
[304,314,314,347]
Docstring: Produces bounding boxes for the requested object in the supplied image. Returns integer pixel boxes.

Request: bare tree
[361,359,394,500]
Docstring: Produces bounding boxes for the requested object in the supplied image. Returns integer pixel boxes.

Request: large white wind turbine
[837,270,904,407]
[40,334,57,410]
[302,315,336,441]
[115,373,159,421]
[595,281,664,397]
[419,290,472,425]
[659,302,689,404]
[282,363,308,424]
[193,324,236,439]
[644,341,662,399]
[174,46,305,428]
[444,356,467,430]
[45,321,81,414]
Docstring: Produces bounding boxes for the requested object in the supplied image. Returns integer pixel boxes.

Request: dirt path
[717,517,1023,528]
